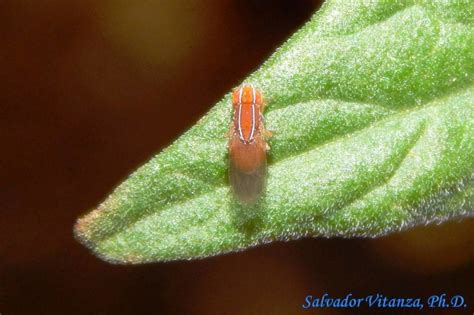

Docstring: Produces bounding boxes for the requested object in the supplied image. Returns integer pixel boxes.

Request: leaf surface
[75,0,474,263]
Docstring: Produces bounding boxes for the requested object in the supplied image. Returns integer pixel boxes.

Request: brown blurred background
[1,1,473,314]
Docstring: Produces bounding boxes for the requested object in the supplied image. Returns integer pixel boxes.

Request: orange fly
[228,83,271,204]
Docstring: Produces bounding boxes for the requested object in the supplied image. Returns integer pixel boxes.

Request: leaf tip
[73,208,98,242]
[73,209,114,264]
[74,206,152,265]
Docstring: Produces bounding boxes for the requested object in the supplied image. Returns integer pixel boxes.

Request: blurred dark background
[1,1,473,314]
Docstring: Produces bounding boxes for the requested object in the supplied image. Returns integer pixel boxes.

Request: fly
[228,83,271,204]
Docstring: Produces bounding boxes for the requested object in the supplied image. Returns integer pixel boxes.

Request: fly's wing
[229,157,267,205]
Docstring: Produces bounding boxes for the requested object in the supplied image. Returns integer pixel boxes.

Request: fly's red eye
[232,88,241,106]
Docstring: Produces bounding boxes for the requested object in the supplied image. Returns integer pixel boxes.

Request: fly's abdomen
[229,137,267,204]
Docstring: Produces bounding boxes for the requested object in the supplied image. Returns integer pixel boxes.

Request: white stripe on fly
[237,84,257,143]
[249,85,256,141]
[237,87,244,141]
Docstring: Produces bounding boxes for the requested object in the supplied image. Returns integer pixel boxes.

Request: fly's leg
[259,113,273,141]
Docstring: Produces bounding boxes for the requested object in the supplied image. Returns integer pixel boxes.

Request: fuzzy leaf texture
[75,0,474,263]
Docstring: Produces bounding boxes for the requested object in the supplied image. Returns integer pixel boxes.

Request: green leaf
[74,0,474,263]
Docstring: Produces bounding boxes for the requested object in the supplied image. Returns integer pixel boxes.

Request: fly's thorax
[232,84,263,144]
